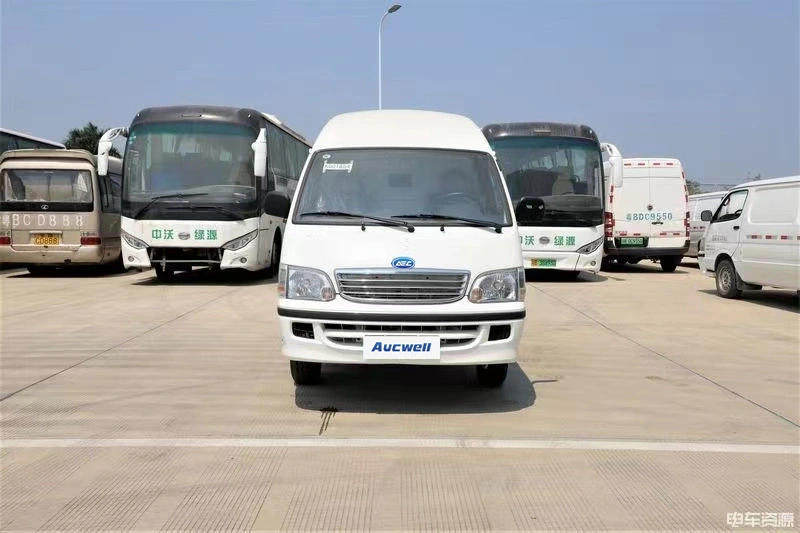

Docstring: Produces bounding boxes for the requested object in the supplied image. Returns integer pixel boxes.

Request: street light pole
[378,4,402,110]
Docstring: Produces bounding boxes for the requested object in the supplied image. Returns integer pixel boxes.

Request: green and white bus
[97,105,311,281]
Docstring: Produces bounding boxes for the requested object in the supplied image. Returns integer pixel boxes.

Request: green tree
[685,179,702,195]
[63,122,121,157]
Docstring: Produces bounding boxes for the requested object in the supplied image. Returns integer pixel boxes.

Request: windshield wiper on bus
[167,204,242,220]
[299,211,415,232]
[394,213,503,233]
[545,208,597,226]
[133,193,209,219]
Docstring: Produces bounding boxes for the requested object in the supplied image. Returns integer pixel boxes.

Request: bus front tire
[267,235,282,277]
[290,360,321,385]
[476,363,508,387]
[715,259,743,299]
[153,265,174,282]
[660,256,681,272]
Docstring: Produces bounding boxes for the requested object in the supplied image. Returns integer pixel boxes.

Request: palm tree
[63,122,121,158]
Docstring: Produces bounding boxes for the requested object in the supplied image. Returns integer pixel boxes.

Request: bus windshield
[1,169,93,205]
[123,121,257,203]
[293,148,512,228]
[490,137,604,226]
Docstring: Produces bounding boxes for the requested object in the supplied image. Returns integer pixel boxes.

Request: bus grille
[335,269,469,304]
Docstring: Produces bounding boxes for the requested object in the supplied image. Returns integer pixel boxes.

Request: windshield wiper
[299,211,415,232]
[545,208,597,226]
[133,193,209,219]
[167,204,242,220]
[394,213,503,233]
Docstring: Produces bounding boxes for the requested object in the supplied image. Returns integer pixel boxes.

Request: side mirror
[96,127,127,176]
[601,142,624,188]
[515,196,545,223]
[610,159,624,188]
[264,190,290,219]
[700,210,713,222]
[251,128,268,178]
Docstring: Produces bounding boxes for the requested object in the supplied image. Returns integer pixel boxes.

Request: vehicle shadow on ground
[5,266,140,279]
[525,271,608,283]
[294,363,538,414]
[698,289,799,313]
[601,262,690,275]
[131,267,276,287]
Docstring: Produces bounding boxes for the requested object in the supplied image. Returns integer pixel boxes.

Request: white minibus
[687,191,726,258]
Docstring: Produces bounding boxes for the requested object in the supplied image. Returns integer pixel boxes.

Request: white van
[267,110,526,387]
[603,157,689,272]
[687,191,726,258]
[698,176,799,298]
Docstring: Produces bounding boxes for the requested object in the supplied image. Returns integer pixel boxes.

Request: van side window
[713,190,748,223]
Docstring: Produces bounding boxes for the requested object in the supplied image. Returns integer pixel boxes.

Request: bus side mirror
[515,196,545,223]
[700,210,713,222]
[264,191,290,219]
[96,127,128,176]
[252,128,268,178]
[611,159,624,188]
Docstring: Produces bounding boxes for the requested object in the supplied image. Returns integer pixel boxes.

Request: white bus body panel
[121,216,277,271]
[700,176,800,292]
[518,226,603,272]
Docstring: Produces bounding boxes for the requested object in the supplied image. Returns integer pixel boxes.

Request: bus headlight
[222,230,258,251]
[279,265,335,301]
[576,237,603,255]
[469,267,524,303]
[122,231,147,249]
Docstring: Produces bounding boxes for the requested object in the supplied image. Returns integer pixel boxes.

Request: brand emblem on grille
[647,204,653,211]
[539,236,550,245]
[178,232,190,240]
[391,257,415,269]
[41,204,49,210]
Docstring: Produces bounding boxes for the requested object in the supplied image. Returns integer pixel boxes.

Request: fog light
[128,256,135,262]
[239,257,247,264]
[591,260,596,266]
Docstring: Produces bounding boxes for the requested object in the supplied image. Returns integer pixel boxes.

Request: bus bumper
[0,245,107,266]
[122,237,264,271]
[521,248,602,273]
[277,308,524,365]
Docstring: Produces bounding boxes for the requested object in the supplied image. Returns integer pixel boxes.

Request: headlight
[122,231,147,249]
[222,230,258,251]
[576,237,603,255]
[278,265,335,301]
[469,267,525,303]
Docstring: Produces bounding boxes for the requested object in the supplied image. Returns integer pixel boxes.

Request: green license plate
[531,258,557,267]
[619,237,644,246]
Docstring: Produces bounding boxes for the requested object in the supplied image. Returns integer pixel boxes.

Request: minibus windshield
[1,169,93,205]
[294,149,512,227]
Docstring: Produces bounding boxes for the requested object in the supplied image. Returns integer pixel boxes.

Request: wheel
[715,258,742,299]
[107,254,127,274]
[290,361,321,385]
[476,363,508,387]
[267,235,282,277]
[153,265,174,282]
[600,257,613,271]
[660,256,681,272]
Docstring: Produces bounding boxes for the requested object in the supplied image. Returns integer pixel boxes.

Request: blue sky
[2,0,798,183]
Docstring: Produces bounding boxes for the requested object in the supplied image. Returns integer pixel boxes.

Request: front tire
[267,235,282,277]
[660,256,681,272]
[476,363,508,387]
[715,258,742,299]
[290,360,321,385]
[153,265,174,282]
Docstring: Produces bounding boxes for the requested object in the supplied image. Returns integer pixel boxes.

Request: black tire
[660,256,680,272]
[290,360,321,385]
[715,258,742,299]
[476,363,508,387]
[153,265,174,282]
[107,254,127,274]
[600,257,613,271]
[267,235,282,277]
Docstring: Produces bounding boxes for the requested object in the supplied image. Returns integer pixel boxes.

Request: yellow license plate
[32,233,61,246]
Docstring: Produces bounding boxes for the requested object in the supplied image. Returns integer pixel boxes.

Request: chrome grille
[336,269,469,304]
[322,323,480,348]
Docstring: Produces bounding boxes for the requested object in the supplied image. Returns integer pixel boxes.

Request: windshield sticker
[321,156,354,174]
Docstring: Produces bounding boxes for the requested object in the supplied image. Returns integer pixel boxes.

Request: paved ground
[1,260,798,531]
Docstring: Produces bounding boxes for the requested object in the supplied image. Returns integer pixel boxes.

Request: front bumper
[122,237,263,271]
[521,248,602,273]
[0,245,107,266]
[604,240,689,258]
[277,308,525,365]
